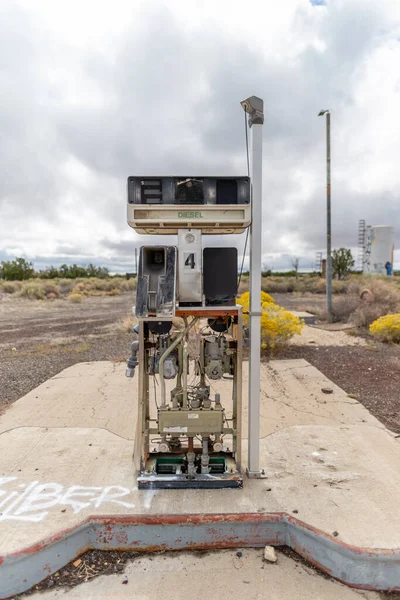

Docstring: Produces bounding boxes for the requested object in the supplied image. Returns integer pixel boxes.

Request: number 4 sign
[183,252,197,271]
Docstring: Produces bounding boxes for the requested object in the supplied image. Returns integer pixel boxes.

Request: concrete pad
[1,423,399,551]
[290,310,316,325]
[1,360,400,595]
[0,359,383,440]
[0,361,136,439]
[33,549,381,600]
[290,324,366,346]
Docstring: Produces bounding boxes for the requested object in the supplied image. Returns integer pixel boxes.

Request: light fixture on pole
[318,109,333,322]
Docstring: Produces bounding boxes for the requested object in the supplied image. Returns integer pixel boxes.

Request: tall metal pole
[240,95,266,478]
[318,109,333,322]
[326,112,333,321]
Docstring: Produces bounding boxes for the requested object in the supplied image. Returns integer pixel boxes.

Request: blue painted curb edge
[1,512,399,598]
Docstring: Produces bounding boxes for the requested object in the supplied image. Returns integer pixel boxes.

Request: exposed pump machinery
[126,96,266,488]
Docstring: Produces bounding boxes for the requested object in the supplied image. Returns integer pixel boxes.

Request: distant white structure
[363,225,395,275]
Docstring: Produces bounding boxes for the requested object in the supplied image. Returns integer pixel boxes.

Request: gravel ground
[279,343,400,434]
[1,292,400,433]
[0,332,132,410]
[2,291,400,598]
[0,292,135,409]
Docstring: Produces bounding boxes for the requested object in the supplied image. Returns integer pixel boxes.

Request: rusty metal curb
[1,513,400,598]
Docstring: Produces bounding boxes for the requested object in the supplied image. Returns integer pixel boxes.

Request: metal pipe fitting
[159,318,198,406]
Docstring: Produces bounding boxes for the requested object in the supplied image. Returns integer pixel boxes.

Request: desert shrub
[68,292,84,303]
[0,275,135,299]
[57,279,74,295]
[331,279,348,294]
[108,288,121,296]
[261,276,349,295]
[260,303,304,350]
[126,278,137,290]
[262,277,295,293]
[43,283,60,298]
[0,281,22,293]
[118,315,138,333]
[312,279,327,294]
[72,282,87,294]
[351,279,400,328]
[18,282,46,300]
[111,277,137,292]
[89,279,116,291]
[329,296,360,322]
[370,314,400,343]
[116,280,131,292]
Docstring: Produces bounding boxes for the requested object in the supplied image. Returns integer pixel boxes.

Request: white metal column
[240,96,266,478]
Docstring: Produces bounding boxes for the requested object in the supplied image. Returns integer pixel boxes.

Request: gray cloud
[0,0,399,272]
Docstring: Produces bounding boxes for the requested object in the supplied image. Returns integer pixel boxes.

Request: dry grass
[118,314,138,333]
[7,340,91,359]
[350,279,400,328]
[261,276,354,295]
[0,277,136,301]
[304,277,400,327]
[315,295,361,323]
[0,281,22,293]
[68,292,84,303]
[18,282,47,300]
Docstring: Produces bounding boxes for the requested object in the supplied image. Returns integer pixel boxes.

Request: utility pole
[318,110,333,322]
[240,96,266,478]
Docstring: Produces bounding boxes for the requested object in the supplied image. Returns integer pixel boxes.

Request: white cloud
[1,0,400,272]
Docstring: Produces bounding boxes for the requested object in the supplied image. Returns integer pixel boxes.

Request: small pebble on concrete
[263,546,277,563]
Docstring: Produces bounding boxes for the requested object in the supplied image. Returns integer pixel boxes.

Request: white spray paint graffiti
[0,477,136,522]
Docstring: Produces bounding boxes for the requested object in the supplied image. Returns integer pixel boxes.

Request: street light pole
[240,95,266,478]
[318,110,333,322]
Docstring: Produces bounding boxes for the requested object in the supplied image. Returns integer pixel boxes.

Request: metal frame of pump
[132,304,243,489]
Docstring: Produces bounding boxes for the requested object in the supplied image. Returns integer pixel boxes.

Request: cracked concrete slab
[0,361,136,440]
[0,359,383,441]
[1,359,400,596]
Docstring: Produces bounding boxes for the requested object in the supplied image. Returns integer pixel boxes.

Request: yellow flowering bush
[369,314,400,343]
[260,303,304,349]
[237,291,275,315]
[238,291,303,351]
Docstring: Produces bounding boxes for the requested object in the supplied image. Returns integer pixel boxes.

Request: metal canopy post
[240,96,266,478]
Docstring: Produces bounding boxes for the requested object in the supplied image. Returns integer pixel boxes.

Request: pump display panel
[127,176,251,234]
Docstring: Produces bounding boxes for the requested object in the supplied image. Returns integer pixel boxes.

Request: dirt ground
[1,290,400,433]
[2,290,400,599]
[0,292,134,409]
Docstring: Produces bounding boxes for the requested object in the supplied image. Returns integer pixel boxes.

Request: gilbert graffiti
[0,477,136,522]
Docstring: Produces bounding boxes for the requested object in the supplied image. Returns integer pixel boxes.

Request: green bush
[0,258,34,280]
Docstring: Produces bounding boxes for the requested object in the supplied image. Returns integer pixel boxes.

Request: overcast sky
[1,0,399,273]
